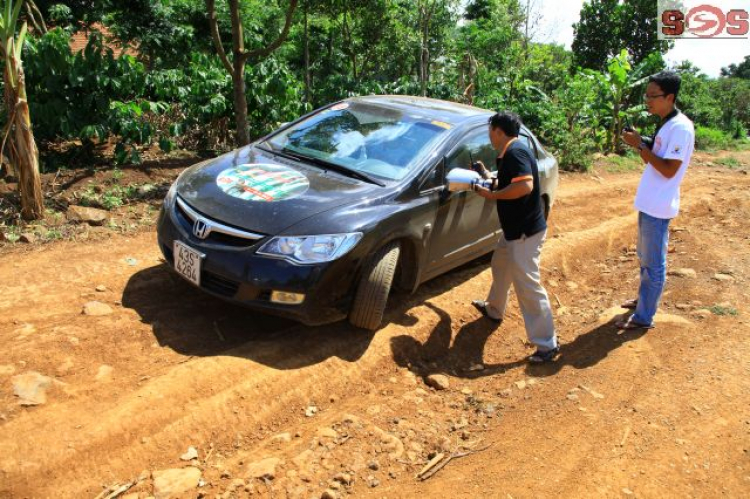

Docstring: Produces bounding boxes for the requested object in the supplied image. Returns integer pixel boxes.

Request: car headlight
[257,233,363,264]
[165,181,178,206]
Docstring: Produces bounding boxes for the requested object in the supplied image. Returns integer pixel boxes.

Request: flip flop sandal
[615,316,654,330]
[528,347,561,363]
[471,300,502,324]
[620,299,638,310]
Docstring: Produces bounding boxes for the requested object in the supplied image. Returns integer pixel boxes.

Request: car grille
[174,197,266,247]
[201,271,240,297]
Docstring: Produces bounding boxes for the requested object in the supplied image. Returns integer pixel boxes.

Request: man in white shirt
[618,71,695,329]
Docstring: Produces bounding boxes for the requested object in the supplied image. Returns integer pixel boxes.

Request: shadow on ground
[122,254,492,370]
[390,302,648,379]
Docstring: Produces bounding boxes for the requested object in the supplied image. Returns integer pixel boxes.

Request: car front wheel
[349,241,401,330]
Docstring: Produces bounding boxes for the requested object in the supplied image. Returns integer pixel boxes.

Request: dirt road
[1,159,749,498]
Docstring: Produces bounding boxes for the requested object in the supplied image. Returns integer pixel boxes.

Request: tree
[674,62,722,129]
[206,0,298,146]
[571,0,619,71]
[721,55,750,79]
[34,0,103,26]
[1,0,44,219]
[456,0,524,103]
[572,0,670,71]
[464,0,492,20]
[620,0,670,66]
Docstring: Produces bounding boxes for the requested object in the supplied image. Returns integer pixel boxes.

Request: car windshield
[265,102,452,181]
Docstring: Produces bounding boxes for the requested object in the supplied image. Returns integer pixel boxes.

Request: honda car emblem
[193,219,211,239]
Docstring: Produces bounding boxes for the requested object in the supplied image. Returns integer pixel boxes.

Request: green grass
[716,156,743,169]
[80,183,142,210]
[600,153,642,173]
[709,305,739,316]
[44,229,64,241]
[111,167,124,182]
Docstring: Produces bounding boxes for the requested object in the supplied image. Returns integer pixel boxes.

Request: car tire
[349,241,401,331]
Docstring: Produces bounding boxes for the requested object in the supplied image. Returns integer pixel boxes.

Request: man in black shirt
[470,112,559,363]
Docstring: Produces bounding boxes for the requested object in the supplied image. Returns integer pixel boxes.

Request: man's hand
[621,128,642,149]
[473,183,493,199]
[471,160,491,179]
[474,179,532,200]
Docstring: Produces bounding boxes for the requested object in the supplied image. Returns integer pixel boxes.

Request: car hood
[175,145,384,235]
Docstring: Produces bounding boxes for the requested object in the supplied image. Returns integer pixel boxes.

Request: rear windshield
[266,102,451,181]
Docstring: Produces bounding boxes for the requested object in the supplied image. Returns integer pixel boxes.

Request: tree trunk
[207,0,298,147]
[419,2,435,97]
[4,60,43,220]
[228,0,249,146]
[232,59,250,146]
[304,2,310,105]
[609,100,620,153]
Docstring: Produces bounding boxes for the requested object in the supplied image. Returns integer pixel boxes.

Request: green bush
[24,28,147,142]
[695,126,732,150]
[729,119,748,140]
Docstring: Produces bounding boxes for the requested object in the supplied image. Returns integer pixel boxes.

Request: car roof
[346,95,492,127]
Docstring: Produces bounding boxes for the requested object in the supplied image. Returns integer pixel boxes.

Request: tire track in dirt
[0,168,746,497]
[389,171,750,498]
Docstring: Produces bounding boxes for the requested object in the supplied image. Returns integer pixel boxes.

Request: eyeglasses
[643,93,666,100]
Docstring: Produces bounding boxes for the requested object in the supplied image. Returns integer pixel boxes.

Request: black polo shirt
[494,140,546,241]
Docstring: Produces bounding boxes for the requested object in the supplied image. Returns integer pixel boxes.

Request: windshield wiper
[280,148,386,187]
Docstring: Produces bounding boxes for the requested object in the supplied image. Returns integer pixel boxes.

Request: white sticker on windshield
[216,164,309,202]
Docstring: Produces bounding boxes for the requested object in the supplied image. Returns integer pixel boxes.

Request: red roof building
[69,23,138,57]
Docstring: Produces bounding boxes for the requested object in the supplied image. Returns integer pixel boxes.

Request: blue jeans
[633,212,671,326]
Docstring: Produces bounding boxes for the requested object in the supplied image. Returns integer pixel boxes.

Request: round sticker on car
[216,164,309,202]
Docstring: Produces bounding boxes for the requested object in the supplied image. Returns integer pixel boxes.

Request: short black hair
[649,71,681,100]
[488,111,521,137]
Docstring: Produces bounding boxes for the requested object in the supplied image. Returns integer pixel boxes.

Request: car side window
[420,159,444,192]
[446,128,497,174]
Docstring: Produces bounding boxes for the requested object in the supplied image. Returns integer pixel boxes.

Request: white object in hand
[446,168,491,192]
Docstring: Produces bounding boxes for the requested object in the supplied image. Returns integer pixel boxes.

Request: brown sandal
[620,299,638,310]
[471,300,502,324]
[615,316,654,330]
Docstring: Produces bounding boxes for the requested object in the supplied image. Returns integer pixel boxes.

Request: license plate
[174,240,204,286]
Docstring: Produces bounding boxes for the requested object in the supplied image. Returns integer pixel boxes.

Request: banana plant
[594,49,650,153]
[0,0,44,219]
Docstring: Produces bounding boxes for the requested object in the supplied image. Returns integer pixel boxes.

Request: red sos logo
[662,5,749,37]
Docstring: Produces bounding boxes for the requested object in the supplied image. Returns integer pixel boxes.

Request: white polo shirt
[634,111,695,219]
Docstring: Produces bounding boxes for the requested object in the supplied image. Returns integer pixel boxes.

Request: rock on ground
[19,233,36,244]
[95,365,114,382]
[425,374,450,390]
[668,268,697,278]
[180,446,198,461]
[271,433,292,443]
[12,371,54,406]
[66,205,109,226]
[83,301,113,316]
[152,467,201,499]
[245,457,281,480]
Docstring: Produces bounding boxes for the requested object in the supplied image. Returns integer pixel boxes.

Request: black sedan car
[157,96,559,330]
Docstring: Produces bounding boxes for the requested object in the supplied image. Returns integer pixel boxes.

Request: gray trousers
[485,229,557,352]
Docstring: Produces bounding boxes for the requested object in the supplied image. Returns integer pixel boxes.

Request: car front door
[425,127,501,275]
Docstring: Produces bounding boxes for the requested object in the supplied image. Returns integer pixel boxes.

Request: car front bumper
[156,200,361,326]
